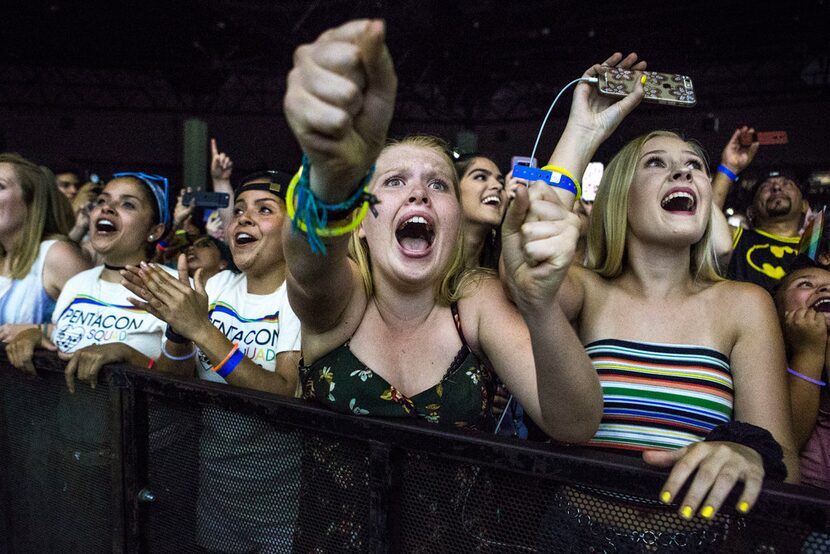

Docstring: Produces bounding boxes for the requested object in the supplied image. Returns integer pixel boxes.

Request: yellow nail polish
[681,505,694,520]
[660,491,672,504]
[700,505,714,519]
[640,74,647,84]
[738,501,750,513]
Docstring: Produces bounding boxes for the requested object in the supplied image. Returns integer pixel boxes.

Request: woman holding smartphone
[537,129,797,549]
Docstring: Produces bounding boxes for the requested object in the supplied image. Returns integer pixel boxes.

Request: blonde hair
[586,130,723,282]
[0,153,73,279]
[348,135,474,304]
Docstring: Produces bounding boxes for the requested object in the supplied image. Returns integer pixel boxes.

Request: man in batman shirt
[727,170,808,293]
[711,127,809,293]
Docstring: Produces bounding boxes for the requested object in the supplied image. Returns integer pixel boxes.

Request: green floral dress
[300,303,495,431]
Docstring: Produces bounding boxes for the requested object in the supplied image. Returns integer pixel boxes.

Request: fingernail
[700,505,714,519]
[640,74,647,84]
[140,261,148,268]
[738,501,750,513]
[660,491,672,504]
[680,505,694,520]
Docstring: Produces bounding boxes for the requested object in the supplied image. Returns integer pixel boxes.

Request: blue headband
[112,172,170,227]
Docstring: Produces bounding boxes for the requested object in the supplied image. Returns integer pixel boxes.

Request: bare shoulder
[44,239,92,273]
[707,279,776,315]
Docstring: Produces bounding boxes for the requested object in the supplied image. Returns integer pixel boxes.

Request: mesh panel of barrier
[143,393,372,554]
[396,449,830,553]
[3,354,830,554]
[0,362,116,553]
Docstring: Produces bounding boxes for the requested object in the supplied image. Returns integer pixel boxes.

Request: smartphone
[582,162,604,202]
[183,191,230,209]
[511,156,538,169]
[739,130,789,146]
[598,69,696,107]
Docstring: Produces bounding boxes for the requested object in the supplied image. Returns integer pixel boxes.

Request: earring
[149,235,155,240]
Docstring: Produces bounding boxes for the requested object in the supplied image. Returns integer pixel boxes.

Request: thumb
[359,20,396,98]
[177,253,189,284]
[501,184,530,237]
[57,350,73,361]
[611,70,646,120]
[194,267,207,295]
[43,340,57,352]
[642,447,687,468]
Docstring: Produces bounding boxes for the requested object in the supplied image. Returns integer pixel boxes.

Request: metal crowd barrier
[2,349,830,553]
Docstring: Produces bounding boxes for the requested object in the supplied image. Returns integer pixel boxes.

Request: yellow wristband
[285,166,370,238]
[541,165,582,200]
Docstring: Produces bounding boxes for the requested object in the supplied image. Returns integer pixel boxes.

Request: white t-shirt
[196,270,301,383]
[52,265,174,357]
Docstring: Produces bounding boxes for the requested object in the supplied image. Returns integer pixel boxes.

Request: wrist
[717,163,740,182]
[190,320,215,348]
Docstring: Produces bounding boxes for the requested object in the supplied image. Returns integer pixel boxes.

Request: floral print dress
[300,302,495,431]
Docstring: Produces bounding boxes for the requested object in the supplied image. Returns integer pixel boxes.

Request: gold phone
[598,69,696,108]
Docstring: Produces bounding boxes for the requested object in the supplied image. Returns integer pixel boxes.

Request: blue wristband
[718,164,739,182]
[216,347,245,378]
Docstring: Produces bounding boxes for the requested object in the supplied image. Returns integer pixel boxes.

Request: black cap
[234,170,293,200]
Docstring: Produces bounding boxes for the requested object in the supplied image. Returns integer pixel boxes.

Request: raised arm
[480,181,601,443]
[544,52,646,205]
[712,126,759,211]
[210,138,235,237]
[282,19,396,337]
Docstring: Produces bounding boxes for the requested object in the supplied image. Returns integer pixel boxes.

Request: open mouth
[94,218,117,234]
[234,232,257,246]
[395,215,434,253]
[481,195,502,207]
[660,190,696,213]
[812,298,830,313]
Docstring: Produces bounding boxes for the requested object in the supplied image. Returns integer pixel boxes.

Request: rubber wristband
[216,347,244,378]
[718,164,739,183]
[165,326,189,344]
[147,358,156,369]
[211,343,239,374]
[787,367,826,387]
[162,342,196,361]
[541,165,582,200]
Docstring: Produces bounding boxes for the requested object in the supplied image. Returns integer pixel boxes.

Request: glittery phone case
[598,69,696,107]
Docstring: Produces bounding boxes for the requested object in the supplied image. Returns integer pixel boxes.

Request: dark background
[1,0,828,210]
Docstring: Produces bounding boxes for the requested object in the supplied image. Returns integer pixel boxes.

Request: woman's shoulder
[204,270,244,298]
[706,278,773,303]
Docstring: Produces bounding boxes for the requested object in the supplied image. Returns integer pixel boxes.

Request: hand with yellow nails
[644,440,765,519]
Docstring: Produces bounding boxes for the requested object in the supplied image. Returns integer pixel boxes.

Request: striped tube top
[585,338,733,452]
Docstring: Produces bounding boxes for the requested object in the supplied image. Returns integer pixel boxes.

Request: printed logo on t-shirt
[55,295,148,350]
[745,243,799,281]
[204,301,281,367]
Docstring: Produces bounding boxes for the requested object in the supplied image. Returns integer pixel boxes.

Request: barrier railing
[2,349,830,553]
